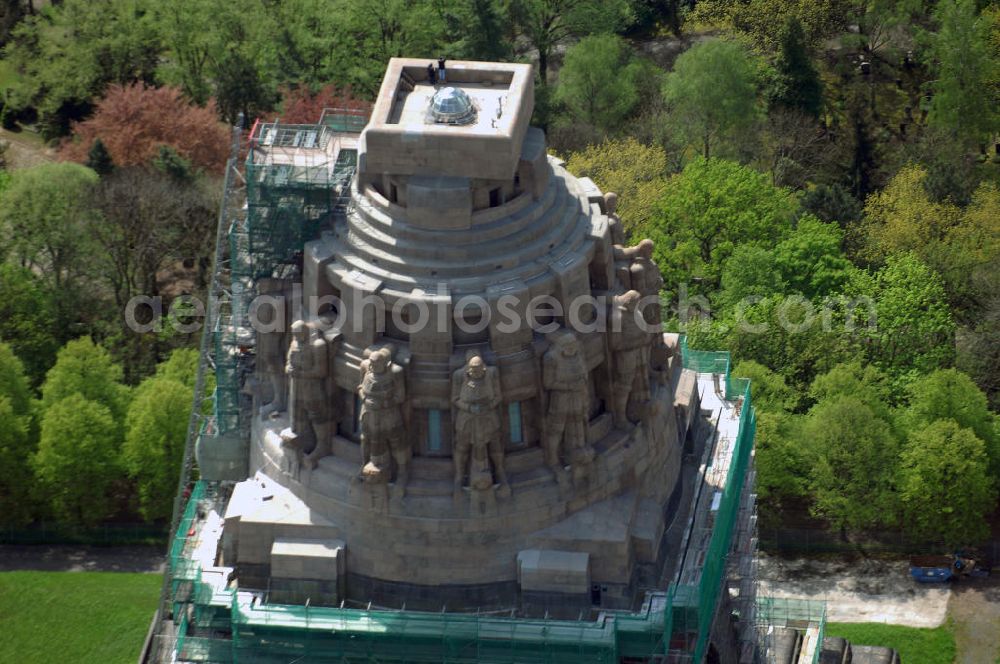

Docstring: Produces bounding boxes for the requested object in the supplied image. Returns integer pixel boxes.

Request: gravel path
[757,554,950,628]
[0,545,165,574]
[949,574,1000,663]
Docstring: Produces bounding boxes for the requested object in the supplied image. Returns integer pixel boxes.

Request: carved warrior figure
[603,191,625,246]
[451,353,510,498]
[614,238,670,384]
[542,330,595,474]
[609,290,652,426]
[284,320,332,469]
[256,278,287,419]
[613,239,664,325]
[358,346,409,489]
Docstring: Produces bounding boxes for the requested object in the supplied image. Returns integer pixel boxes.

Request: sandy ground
[0,545,165,574]
[757,554,951,627]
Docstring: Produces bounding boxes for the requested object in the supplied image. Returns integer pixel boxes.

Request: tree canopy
[662,39,761,159]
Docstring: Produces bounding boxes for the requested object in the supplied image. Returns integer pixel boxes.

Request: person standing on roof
[438,57,446,83]
[427,62,437,85]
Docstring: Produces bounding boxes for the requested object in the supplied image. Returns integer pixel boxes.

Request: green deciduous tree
[0,162,100,334]
[123,375,191,521]
[564,137,669,236]
[899,419,997,545]
[40,338,130,434]
[925,0,999,148]
[662,39,761,159]
[754,411,810,507]
[690,0,850,51]
[643,158,797,292]
[850,253,955,378]
[555,34,646,133]
[903,368,1000,473]
[0,162,98,293]
[0,342,34,526]
[804,395,900,532]
[3,0,162,137]
[0,264,58,386]
[732,360,796,412]
[32,393,120,526]
[507,0,631,87]
[808,361,893,415]
[771,216,852,300]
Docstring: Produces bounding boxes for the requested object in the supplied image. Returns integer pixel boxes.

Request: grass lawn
[0,571,161,664]
[825,621,956,664]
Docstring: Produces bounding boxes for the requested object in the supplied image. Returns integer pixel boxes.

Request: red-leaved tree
[61,84,230,173]
[272,84,372,125]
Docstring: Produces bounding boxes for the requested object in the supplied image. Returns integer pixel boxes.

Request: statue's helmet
[371,347,392,372]
[637,239,654,259]
[603,191,618,215]
[467,354,486,376]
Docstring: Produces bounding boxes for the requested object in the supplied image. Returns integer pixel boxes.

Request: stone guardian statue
[451,353,510,500]
[358,346,409,493]
[609,290,652,426]
[282,320,331,470]
[541,330,594,477]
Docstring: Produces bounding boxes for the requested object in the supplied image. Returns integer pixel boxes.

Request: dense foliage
[0,0,996,546]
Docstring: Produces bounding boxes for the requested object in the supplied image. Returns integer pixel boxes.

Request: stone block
[271,537,345,582]
[517,549,590,595]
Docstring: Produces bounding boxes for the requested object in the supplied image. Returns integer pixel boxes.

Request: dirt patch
[758,554,950,627]
[948,574,1000,664]
[0,545,165,574]
[1,128,56,169]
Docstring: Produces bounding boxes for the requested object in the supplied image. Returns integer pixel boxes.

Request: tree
[804,396,899,532]
[0,342,34,526]
[769,17,823,118]
[85,139,115,177]
[123,376,192,521]
[642,158,797,292]
[754,411,810,507]
[451,0,512,61]
[32,394,120,526]
[800,183,862,227]
[903,368,1000,473]
[506,0,631,87]
[925,0,999,148]
[732,360,796,412]
[808,362,892,416]
[0,264,58,386]
[899,420,997,545]
[662,39,761,159]
[771,216,852,300]
[0,163,99,332]
[861,167,1000,314]
[849,253,955,378]
[555,34,646,133]
[689,0,850,51]
[155,347,200,387]
[40,337,130,433]
[3,0,162,137]
[564,137,669,236]
[860,165,962,264]
[60,83,230,174]
[275,84,371,125]
[89,166,217,310]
